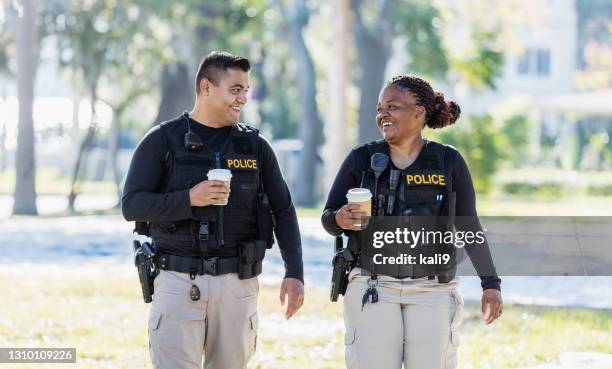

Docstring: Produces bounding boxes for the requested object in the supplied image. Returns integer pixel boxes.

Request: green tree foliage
[448,32,504,90]
[576,0,611,52]
[429,115,504,194]
[575,0,611,89]
[390,0,449,78]
[42,0,174,210]
[499,115,530,168]
[352,0,507,143]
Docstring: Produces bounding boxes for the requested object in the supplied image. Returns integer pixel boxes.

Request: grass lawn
[0,168,117,196]
[1,265,611,369]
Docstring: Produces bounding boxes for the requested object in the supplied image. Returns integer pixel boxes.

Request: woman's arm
[452,150,501,291]
[321,150,363,236]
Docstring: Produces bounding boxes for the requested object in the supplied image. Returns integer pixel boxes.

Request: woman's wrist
[321,209,344,236]
[481,276,501,291]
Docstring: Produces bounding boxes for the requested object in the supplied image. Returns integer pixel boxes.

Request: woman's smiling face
[376,84,426,144]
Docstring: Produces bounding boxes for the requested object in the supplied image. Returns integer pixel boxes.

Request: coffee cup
[346,188,372,216]
[207,169,232,205]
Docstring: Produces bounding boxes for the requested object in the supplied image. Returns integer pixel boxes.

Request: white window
[517,48,551,76]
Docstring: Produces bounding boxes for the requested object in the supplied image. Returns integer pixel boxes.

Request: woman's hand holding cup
[336,188,372,231]
[335,203,369,231]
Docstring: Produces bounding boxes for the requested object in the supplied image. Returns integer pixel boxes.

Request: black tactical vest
[348,139,457,281]
[147,116,266,258]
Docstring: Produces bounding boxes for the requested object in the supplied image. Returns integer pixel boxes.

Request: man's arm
[258,136,304,283]
[121,127,194,222]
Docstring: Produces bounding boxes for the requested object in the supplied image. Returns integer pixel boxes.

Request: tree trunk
[67,84,98,212]
[351,0,392,144]
[152,62,193,125]
[325,0,351,188]
[287,0,322,206]
[12,0,38,215]
[252,48,269,127]
[108,111,122,208]
[0,100,6,171]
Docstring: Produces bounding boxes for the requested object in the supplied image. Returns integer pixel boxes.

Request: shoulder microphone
[370,153,389,216]
[182,112,203,152]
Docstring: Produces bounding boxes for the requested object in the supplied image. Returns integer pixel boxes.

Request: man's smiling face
[206,68,250,126]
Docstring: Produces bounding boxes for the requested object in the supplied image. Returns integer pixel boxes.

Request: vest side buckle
[199,220,209,241]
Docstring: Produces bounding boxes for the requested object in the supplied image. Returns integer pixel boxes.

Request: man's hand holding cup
[189,169,232,207]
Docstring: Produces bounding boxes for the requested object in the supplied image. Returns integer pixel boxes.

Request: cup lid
[207,169,232,181]
[346,188,372,202]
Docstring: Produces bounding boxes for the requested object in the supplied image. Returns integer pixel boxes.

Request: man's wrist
[284,272,304,284]
[188,187,194,206]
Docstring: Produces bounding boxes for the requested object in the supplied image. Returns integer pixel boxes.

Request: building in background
[455,0,610,171]
[458,0,578,116]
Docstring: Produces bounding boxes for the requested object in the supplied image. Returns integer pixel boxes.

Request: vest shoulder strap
[231,123,264,193]
[365,139,387,156]
[421,140,453,192]
[429,141,459,192]
[157,122,173,174]
[234,122,260,135]
[355,140,387,185]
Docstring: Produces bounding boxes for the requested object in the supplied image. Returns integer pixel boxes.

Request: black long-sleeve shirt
[122,118,303,282]
[321,142,501,291]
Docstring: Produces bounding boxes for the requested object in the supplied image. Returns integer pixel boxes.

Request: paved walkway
[1,214,612,308]
[518,352,612,369]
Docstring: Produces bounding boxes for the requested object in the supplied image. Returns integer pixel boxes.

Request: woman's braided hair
[388,75,461,129]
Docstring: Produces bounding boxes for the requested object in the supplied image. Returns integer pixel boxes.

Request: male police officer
[122,51,304,369]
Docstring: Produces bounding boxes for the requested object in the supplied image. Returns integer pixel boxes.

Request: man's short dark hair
[195,51,251,94]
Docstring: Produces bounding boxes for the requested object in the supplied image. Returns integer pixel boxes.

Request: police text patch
[227,158,258,170]
[406,173,446,186]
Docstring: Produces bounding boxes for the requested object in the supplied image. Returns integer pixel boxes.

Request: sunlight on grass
[1,266,611,368]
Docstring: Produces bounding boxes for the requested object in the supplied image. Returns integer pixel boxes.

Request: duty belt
[360,268,437,281]
[157,253,240,276]
[358,259,437,281]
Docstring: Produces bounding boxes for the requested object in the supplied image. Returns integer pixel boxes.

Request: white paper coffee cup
[207,169,232,182]
[207,169,232,205]
[346,188,372,216]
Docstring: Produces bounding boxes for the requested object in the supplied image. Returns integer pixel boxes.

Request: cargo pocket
[449,289,464,346]
[249,312,259,355]
[148,310,163,364]
[344,327,359,369]
[344,327,356,345]
[445,290,464,369]
[149,309,163,331]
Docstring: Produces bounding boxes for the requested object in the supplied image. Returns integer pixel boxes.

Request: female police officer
[322,75,503,369]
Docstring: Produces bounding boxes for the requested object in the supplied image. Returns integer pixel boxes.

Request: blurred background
[0,0,611,368]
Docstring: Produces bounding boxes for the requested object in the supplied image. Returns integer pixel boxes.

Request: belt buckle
[203,257,219,275]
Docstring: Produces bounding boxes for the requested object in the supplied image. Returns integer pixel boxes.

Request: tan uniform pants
[148,270,259,369]
[343,268,464,369]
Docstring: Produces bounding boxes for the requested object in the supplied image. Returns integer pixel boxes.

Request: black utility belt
[358,258,451,282]
[157,253,239,276]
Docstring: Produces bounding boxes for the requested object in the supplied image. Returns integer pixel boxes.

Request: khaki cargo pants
[343,268,464,369]
[148,270,259,369]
